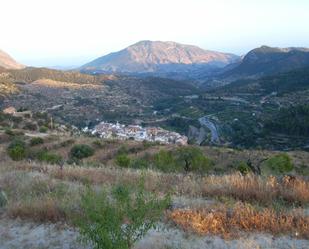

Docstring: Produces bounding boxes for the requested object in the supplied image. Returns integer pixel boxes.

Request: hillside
[0,67,198,128]
[0,50,24,69]
[223,46,309,79]
[0,110,308,248]
[204,67,309,148]
[80,40,239,79]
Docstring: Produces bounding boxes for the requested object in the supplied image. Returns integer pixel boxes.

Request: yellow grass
[202,173,309,205]
[170,203,309,239]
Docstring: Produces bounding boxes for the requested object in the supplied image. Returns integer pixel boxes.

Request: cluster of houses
[85,121,188,145]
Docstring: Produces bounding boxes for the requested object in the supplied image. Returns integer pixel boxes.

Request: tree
[175,147,213,173]
[264,153,294,174]
[76,179,170,249]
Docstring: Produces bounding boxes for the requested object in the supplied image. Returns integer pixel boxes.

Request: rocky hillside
[80,41,239,77]
[0,50,24,69]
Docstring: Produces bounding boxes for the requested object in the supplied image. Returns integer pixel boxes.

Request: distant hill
[80,40,240,78]
[0,50,24,69]
[3,67,104,84]
[223,46,309,79]
[215,66,309,96]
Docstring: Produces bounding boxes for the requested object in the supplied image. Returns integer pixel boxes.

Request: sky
[1,0,309,67]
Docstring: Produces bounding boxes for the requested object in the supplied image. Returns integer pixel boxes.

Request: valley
[0,40,309,249]
[1,59,309,150]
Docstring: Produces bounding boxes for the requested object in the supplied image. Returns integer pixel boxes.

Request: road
[198,116,220,143]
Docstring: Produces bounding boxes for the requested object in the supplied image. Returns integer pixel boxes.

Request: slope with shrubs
[0,111,309,248]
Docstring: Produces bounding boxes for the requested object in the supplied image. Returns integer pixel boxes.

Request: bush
[154,150,175,172]
[39,126,48,133]
[30,137,44,146]
[264,153,294,174]
[129,158,148,169]
[37,151,63,165]
[175,147,213,173]
[115,154,131,167]
[7,139,26,161]
[75,179,170,249]
[70,144,94,159]
[237,161,251,175]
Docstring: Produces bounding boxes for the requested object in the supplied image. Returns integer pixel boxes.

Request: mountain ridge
[223,45,309,78]
[80,40,240,75]
[0,49,24,69]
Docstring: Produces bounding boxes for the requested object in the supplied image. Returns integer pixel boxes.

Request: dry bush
[8,197,67,222]
[202,173,309,206]
[170,203,309,239]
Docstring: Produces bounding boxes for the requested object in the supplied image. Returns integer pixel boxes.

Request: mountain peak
[80,41,240,75]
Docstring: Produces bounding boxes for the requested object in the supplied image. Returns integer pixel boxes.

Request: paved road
[198,116,220,143]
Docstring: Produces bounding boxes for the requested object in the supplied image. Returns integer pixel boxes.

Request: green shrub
[237,161,251,175]
[75,179,170,249]
[7,139,26,161]
[154,150,175,172]
[129,158,148,169]
[39,126,48,133]
[175,147,213,173]
[70,144,94,159]
[264,153,294,174]
[115,154,131,167]
[37,150,63,165]
[30,137,44,146]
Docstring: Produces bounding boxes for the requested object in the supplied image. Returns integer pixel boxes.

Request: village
[85,121,188,145]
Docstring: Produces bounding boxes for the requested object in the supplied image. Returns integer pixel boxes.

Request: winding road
[198,116,220,143]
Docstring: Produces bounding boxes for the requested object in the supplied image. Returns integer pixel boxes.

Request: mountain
[214,66,309,96]
[80,41,240,78]
[0,50,24,69]
[223,46,309,79]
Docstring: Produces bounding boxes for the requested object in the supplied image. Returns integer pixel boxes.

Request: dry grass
[7,163,309,206]
[31,79,102,89]
[0,169,82,223]
[202,173,309,206]
[7,197,67,222]
[170,203,309,239]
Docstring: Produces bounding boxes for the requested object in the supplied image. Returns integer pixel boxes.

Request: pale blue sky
[1,0,309,67]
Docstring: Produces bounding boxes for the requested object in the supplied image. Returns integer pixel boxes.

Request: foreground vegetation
[0,112,309,248]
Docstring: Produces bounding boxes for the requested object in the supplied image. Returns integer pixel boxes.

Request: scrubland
[0,114,309,248]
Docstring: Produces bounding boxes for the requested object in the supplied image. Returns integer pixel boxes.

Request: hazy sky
[1,0,309,67]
